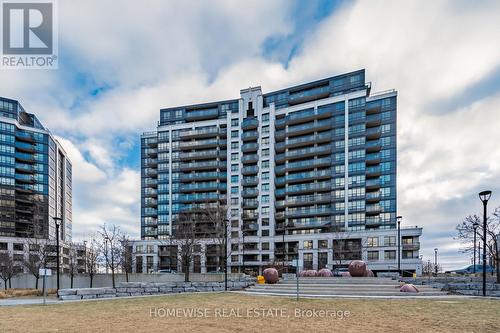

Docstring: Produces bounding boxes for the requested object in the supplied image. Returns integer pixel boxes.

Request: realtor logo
[1,0,58,69]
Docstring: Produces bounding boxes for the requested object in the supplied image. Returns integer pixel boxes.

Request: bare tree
[22,221,54,289]
[67,244,78,289]
[456,211,500,283]
[0,252,16,290]
[120,235,133,282]
[85,235,100,288]
[99,224,123,288]
[172,212,197,282]
[204,203,231,274]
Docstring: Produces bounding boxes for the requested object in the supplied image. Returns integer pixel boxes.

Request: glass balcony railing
[366,204,381,213]
[242,118,258,130]
[366,216,381,225]
[242,188,259,197]
[285,131,332,147]
[365,140,381,152]
[185,108,219,120]
[181,161,223,170]
[286,182,331,194]
[15,174,34,183]
[241,131,258,141]
[365,191,381,201]
[180,127,220,138]
[286,194,331,205]
[286,207,331,217]
[286,169,330,182]
[242,199,259,207]
[15,131,35,142]
[15,152,34,163]
[288,86,330,103]
[143,189,158,196]
[242,177,258,186]
[15,163,34,173]
[366,179,380,188]
[241,142,258,152]
[366,165,381,175]
[242,154,259,163]
[286,157,331,171]
[287,119,331,135]
[242,165,258,175]
[179,138,221,149]
[180,171,226,181]
[275,188,285,197]
[286,145,331,159]
[180,182,226,192]
[180,192,222,202]
[275,118,286,128]
[144,179,158,186]
[366,114,382,125]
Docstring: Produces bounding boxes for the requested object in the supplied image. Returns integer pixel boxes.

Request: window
[231,130,238,138]
[262,242,269,250]
[303,240,313,250]
[367,237,378,247]
[318,240,328,249]
[231,142,238,149]
[262,125,269,135]
[303,253,313,270]
[231,153,238,161]
[262,172,269,181]
[262,148,269,157]
[231,175,238,183]
[231,244,239,251]
[318,252,328,269]
[261,160,270,169]
[231,164,239,172]
[231,119,239,127]
[261,230,269,237]
[261,195,269,203]
[384,250,396,260]
[368,251,379,261]
[384,236,396,246]
[231,197,239,205]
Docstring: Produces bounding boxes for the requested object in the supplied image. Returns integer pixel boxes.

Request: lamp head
[479,190,492,203]
[473,221,479,230]
[53,217,62,227]
[397,216,402,224]
[434,248,438,252]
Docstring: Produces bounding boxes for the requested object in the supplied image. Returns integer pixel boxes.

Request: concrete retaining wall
[58,277,255,301]
[402,276,500,296]
[2,272,247,290]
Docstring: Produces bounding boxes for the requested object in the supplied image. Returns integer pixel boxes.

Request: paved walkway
[0,297,59,306]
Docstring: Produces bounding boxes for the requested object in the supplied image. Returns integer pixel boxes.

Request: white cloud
[2,0,500,269]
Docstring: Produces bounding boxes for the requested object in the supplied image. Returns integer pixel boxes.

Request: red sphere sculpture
[317,268,333,277]
[263,268,279,284]
[348,260,367,277]
[363,269,375,277]
[400,283,419,293]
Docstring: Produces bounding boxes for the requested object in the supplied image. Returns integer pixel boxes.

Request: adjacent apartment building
[135,69,423,276]
[0,97,73,274]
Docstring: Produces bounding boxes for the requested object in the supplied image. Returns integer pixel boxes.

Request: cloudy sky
[2,0,499,270]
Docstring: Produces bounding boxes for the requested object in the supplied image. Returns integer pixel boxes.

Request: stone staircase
[241,277,451,298]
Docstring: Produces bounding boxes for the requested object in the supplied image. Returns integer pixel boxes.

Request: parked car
[157,269,177,274]
[445,264,494,275]
[333,268,349,277]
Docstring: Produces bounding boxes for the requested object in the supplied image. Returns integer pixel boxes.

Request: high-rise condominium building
[0,97,72,241]
[137,69,422,275]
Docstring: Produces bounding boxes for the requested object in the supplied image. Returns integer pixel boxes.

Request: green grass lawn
[0,293,499,332]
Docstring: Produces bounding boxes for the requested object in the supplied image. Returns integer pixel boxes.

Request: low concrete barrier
[58,277,255,301]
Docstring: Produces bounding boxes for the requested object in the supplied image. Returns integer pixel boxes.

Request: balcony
[241,131,258,141]
[15,174,34,184]
[15,195,32,204]
[365,127,381,140]
[241,165,258,175]
[366,114,382,127]
[179,138,221,149]
[144,168,158,177]
[366,103,382,115]
[143,189,158,197]
[285,145,331,160]
[242,177,258,186]
[366,165,381,177]
[365,216,381,226]
[180,193,223,203]
[275,188,285,198]
[143,208,158,216]
[275,142,285,153]
[242,199,259,208]
[179,161,224,171]
[402,242,420,250]
[366,178,380,190]
[274,153,285,163]
[15,131,35,142]
[242,154,259,164]
[285,108,316,125]
[275,165,285,175]
[285,182,331,195]
[285,157,331,172]
[366,204,381,215]
[185,108,219,121]
[144,148,157,157]
[365,152,381,165]
[143,158,158,167]
[144,199,158,207]
[274,130,285,140]
[241,142,258,153]
[15,163,34,173]
[180,150,225,161]
[275,117,286,129]
[180,182,226,192]
[15,153,35,163]
[242,211,258,220]
[286,207,331,218]
[275,200,285,209]
[286,169,331,183]
[365,191,381,202]
[242,118,258,130]
[242,188,259,198]
[286,194,331,206]
[179,127,221,139]
[285,131,332,148]
[287,119,331,137]
[15,141,35,153]
[365,139,381,153]
[180,171,226,182]
[143,178,158,187]
[288,85,330,105]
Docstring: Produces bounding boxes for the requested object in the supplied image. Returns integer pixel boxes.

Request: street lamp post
[53,217,62,293]
[434,248,438,276]
[397,216,402,277]
[104,236,109,274]
[224,218,228,291]
[479,190,492,297]
[473,222,479,274]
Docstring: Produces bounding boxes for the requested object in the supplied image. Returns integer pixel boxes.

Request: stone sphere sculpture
[348,260,367,277]
[400,283,419,293]
[340,271,351,277]
[299,270,318,277]
[263,268,279,284]
[363,269,374,277]
[317,268,333,277]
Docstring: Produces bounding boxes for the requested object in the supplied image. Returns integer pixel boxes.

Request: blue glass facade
[0,97,72,240]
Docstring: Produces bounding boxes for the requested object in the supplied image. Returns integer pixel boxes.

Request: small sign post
[39,268,52,305]
[291,259,299,301]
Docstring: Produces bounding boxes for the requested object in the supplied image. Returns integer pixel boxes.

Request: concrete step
[250,285,439,292]
[279,278,397,285]
[244,289,447,297]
